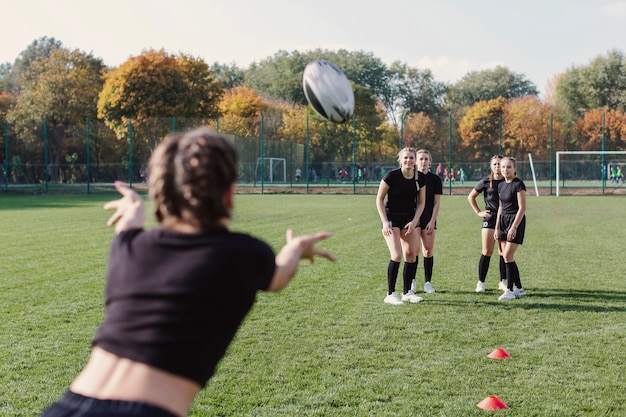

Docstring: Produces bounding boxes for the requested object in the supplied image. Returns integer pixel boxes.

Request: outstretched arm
[267,229,336,292]
[103,181,145,234]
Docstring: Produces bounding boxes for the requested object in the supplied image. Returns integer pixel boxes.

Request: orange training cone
[477,395,508,410]
[487,348,511,359]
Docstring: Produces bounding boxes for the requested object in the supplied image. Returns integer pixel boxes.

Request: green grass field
[1,192,625,416]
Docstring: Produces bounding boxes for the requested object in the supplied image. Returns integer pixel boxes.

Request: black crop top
[92,227,276,387]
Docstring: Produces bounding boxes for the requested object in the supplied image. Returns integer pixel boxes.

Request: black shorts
[419,211,437,230]
[386,211,417,229]
[482,213,497,229]
[40,391,177,417]
[497,214,525,244]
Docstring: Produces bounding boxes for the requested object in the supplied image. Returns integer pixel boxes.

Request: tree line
[1,36,625,183]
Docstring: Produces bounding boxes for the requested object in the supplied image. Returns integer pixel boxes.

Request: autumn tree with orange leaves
[575,108,626,151]
[458,97,505,161]
[503,95,563,160]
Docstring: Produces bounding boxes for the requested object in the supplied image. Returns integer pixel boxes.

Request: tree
[575,108,626,151]
[401,112,436,149]
[97,49,223,160]
[447,66,538,108]
[503,96,563,160]
[209,62,245,89]
[6,47,106,182]
[555,49,626,130]
[458,97,506,161]
[4,36,63,95]
[217,86,265,137]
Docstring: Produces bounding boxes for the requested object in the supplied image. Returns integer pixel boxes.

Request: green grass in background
[1,193,625,416]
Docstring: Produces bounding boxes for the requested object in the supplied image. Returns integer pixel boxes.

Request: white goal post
[255,157,287,183]
[556,151,626,196]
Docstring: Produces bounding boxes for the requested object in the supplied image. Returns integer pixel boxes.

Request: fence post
[4,120,8,192]
[352,114,357,194]
[86,118,91,194]
[129,119,133,188]
[44,117,49,193]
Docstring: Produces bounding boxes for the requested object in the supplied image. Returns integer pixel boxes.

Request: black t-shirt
[92,227,276,387]
[382,168,426,216]
[474,176,504,213]
[498,178,526,214]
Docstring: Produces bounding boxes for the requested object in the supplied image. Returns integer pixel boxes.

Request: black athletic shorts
[40,391,177,417]
[496,214,525,244]
[386,211,418,229]
[482,213,497,229]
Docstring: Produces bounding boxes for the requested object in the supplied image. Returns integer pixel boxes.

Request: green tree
[209,62,246,89]
[447,66,538,108]
[555,49,626,130]
[4,36,63,95]
[6,47,105,182]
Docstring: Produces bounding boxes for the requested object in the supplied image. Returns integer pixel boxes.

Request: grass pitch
[1,192,625,416]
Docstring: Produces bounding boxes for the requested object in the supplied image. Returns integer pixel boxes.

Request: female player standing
[376,147,426,305]
[494,156,527,301]
[414,149,442,294]
[467,155,507,292]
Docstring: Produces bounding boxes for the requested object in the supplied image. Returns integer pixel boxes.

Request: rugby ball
[302,60,355,123]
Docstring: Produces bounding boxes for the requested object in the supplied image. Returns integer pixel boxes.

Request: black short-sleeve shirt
[474,176,504,213]
[498,178,526,214]
[93,228,276,387]
[382,168,426,216]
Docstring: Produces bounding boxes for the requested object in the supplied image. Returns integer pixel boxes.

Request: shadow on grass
[427,288,626,313]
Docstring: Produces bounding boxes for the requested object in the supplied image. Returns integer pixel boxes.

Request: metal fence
[2,116,625,196]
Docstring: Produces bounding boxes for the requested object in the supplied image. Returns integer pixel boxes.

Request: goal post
[255,157,287,183]
[556,151,626,196]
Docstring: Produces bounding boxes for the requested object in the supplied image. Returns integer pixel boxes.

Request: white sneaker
[401,290,424,303]
[498,290,516,301]
[424,282,435,294]
[514,287,526,297]
[410,279,417,293]
[498,281,507,291]
[384,292,404,305]
[475,281,486,292]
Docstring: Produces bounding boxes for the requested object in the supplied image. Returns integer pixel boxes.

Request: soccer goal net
[255,157,287,183]
[556,151,626,196]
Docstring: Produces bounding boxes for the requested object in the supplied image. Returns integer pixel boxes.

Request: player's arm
[468,189,489,218]
[267,230,336,292]
[104,181,145,234]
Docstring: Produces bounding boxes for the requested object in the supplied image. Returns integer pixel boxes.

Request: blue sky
[3,0,626,97]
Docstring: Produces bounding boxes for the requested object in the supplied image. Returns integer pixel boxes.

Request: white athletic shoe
[514,287,527,297]
[475,281,486,293]
[401,290,424,303]
[384,292,404,305]
[410,279,417,293]
[498,281,508,291]
[424,282,435,294]
[498,289,516,301]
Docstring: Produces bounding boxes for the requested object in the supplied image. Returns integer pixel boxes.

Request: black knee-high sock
[403,261,418,294]
[499,256,507,282]
[512,261,522,288]
[478,255,491,282]
[505,262,515,291]
[424,256,434,283]
[387,260,400,295]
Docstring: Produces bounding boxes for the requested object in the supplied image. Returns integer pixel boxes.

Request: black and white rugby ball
[302,60,355,123]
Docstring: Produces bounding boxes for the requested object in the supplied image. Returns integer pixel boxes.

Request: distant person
[436,163,444,182]
[458,167,466,184]
[467,155,506,293]
[40,128,336,417]
[295,167,302,182]
[376,147,426,305]
[495,156,527,301]
[414,149,442,294]
[444,168,450,183]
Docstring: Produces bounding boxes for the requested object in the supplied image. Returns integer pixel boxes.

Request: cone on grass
[487,348,510,359]
[476,395,508,410]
